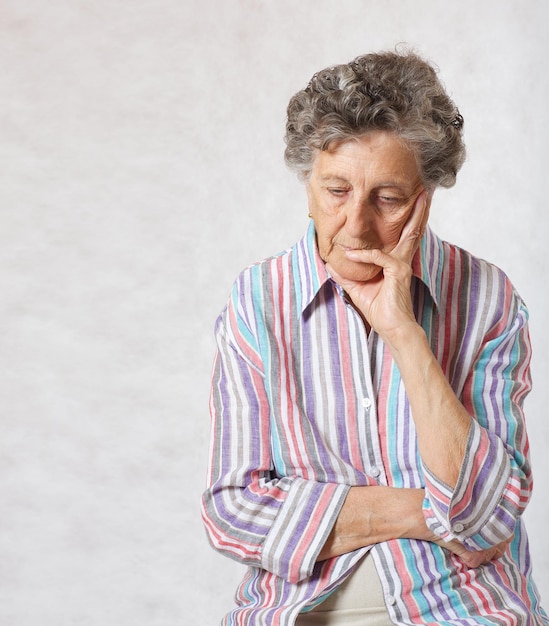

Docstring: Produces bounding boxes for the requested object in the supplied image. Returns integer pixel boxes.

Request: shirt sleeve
[422,294,533,551]
[201,276,349,584]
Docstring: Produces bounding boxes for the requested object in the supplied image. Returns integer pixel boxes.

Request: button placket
[344,298,386,486]
[361,395,384,481]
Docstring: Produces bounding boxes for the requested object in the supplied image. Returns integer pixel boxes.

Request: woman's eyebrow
[320,177,413,194]
[319,175,351,184]
[375,181,411,191]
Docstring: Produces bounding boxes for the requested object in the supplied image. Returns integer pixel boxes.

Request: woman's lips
[337,243,371,252]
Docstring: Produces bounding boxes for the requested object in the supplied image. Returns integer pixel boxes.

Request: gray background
[1,0,547,624]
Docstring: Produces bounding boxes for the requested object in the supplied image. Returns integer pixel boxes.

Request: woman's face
[306,131,431,282]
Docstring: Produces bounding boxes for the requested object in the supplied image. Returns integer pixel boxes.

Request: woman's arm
[317,485,512,567]
[201,286,349,585]
[317,486,426,560]
[330,194,472,489]
[328,195,533,551]
[383,321,471,488]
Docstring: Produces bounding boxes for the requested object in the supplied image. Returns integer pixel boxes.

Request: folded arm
[317,485,511,567]
[201,304,349,584]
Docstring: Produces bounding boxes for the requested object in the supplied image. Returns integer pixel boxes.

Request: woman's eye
[328,188,348,197]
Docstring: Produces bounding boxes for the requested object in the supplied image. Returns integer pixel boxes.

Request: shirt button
[453,523,465,533]
[362,398,372,409]
[385,595,396,606]
[368,466,380,478]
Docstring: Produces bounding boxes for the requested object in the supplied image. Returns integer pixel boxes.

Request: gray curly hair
[284,50,465,189]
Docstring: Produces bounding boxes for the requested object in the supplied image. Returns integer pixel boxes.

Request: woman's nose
[344,199,373,238]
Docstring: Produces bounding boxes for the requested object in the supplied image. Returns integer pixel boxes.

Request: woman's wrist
[381,319,429,362]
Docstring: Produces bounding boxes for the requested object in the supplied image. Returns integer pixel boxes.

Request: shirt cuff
[260,478,349,583]
[422,420,515,549]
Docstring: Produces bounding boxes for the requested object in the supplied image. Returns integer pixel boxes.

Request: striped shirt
[201,222,548,625]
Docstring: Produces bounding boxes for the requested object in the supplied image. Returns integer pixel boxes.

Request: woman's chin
[330,260,382,284]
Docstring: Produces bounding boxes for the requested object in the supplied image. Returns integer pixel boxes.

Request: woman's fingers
[344,191,429,270]
[343,246,413,285]
[437,536,513,569]
[330,190,429,334]
[391,190,429,264]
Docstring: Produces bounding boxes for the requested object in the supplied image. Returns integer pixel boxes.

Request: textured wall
[1,1,547,623]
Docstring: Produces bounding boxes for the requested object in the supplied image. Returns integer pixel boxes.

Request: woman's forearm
[384,322,472,488]
[332,242,473,490]
[317,486,428,561]
[317,484,511,567]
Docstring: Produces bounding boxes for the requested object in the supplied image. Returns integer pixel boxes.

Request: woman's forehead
[311,133,420,186]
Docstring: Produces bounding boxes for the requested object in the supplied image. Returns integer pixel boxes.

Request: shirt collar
[295,220,441,314]
[411,225,441,309]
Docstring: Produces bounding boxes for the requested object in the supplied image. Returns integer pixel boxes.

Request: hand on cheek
[327,192,429,337]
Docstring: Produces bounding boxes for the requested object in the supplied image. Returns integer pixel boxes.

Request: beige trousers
[296,555,394,626]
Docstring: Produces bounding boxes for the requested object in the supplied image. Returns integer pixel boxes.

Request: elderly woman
[201,51,548,625]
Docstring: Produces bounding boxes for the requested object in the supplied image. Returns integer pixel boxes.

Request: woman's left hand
[326,191,429,342]
[434,535,514,569]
